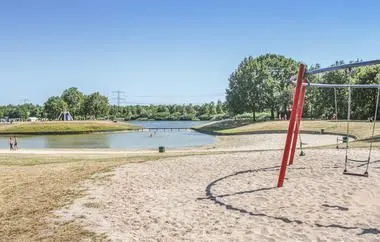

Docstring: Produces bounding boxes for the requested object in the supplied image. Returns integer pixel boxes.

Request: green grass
[0,121,141,135]
[195,119,380,140]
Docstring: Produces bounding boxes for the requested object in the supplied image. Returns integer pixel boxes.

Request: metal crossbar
[303,83,380,88]
[306,60,380,75]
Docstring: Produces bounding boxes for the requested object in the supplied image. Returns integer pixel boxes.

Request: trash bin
[159,146,165,153]
[342,136,348,143]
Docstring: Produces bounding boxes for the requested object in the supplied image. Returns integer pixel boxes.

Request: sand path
[54,148,380,241]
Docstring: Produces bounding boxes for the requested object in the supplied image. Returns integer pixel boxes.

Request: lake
[0,121,216,149]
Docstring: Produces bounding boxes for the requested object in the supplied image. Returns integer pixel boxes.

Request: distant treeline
[0,87,229,121]
[110,101,228,121]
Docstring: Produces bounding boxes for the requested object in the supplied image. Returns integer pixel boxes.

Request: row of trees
[0,88,110,120]
[109,100,227,121]
[0,87,228,121]
[226,54,380,120]
[305,62,380,120]
[0,104,43,120]
[43,88,109,120]
[2,54,379,122]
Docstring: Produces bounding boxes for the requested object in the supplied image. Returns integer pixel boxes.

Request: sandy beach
[51,134,380,241]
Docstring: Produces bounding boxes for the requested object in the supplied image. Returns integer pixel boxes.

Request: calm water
[128,120,209,129]
[0,121,215,149]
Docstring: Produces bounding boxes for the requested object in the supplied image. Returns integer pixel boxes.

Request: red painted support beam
[289,83,306,165]
[277,64,306,188]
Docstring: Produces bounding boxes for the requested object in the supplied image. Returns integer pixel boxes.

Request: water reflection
[0,121,215,149]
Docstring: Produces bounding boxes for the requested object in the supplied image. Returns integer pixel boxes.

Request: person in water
[13,136,18,150]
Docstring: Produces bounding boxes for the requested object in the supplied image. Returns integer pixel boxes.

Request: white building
[27,117,39,122]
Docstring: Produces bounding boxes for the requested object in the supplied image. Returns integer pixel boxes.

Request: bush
[233,112,271,121]
[198,114,212,120]
[210,113,230,121]
[136,117,150,121]
[234,113,254,120]
[180,114,196,120]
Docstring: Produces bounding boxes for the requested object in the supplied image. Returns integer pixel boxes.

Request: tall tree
[226,72,247,116]
[258,54,298,119]
[209,101,217,115]
[216,100,224,114]
[226,54,298,120]
[83,92,109,119]
[226,57,268,121]
[43,96,68,120]
[61,87,84,117]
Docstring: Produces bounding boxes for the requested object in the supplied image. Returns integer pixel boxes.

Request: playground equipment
[278,59,380,187]
[57,111,73,121]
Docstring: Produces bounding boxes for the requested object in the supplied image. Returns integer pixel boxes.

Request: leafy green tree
[61,87,84,117]
[351,65,380,119]
[43,96,68,120]
[258,54,298,119]
[83,92,109,119]
[216,100,224,114]
[228,57,268,121]
[17,104,29,120]
[186,104,196,115]
[175,105,183,114]
[209,101,217,115]
[226,54,298,120]
[226,72,246,116]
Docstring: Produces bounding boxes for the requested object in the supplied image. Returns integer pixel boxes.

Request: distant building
[27,117,39,122]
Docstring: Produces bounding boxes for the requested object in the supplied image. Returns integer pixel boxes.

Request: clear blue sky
[0,0,379,105]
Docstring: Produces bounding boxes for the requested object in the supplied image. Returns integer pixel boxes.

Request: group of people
[9,136,18,150]
[278,113,288,120]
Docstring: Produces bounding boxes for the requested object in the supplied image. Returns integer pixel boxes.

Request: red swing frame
[277,60,380,188]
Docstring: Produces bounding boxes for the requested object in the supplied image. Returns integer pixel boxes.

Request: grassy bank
[0,121,140,135]
[195,120,380,140]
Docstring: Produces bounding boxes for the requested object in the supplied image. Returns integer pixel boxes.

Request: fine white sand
[54,147,380,241]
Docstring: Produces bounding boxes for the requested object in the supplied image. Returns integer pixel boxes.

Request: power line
[126,93,225,98]
[21,99,31,104]
[112,90,126,112]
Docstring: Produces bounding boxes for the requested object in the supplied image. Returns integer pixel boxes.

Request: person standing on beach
[9,137,13,150]
[13,136,18,150]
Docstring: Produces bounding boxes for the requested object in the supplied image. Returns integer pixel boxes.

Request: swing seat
[343,170,369,177]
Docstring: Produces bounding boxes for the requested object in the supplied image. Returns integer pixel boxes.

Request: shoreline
[0,133,350,155]
[0,129,139,136]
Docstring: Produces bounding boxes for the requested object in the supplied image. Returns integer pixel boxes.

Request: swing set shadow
[200,166,380,236]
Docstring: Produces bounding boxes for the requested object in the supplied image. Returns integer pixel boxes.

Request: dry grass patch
[0,153,161,241]
[199,120,380,140]
[0,120,140,134]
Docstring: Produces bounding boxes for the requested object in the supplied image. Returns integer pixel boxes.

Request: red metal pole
[277,64,306,188]
[288,83,306,165]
